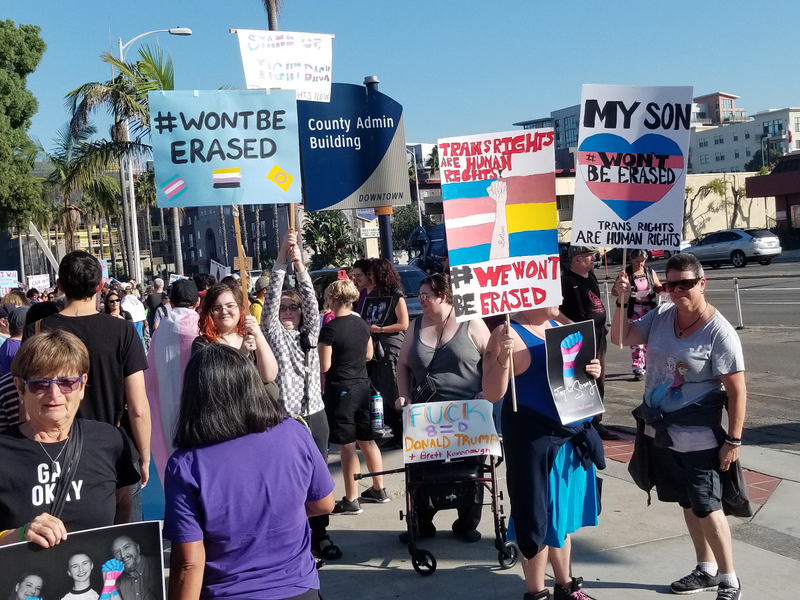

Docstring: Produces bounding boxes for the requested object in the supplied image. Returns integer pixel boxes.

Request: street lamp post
[118,27,191,281]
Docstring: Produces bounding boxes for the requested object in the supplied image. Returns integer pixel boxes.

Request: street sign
[360,226,380,238]
[298,83,411,211]
[356,208,376,221]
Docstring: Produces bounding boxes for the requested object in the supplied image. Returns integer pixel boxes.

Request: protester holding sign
[165,344,334,600]
[483,306,604,600]
[396,273,491,543]
[0,330,139,547]
[612,253,749,600]
[262,232,340,564]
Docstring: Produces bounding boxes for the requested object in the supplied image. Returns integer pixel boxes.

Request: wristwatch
[380,326,384,334]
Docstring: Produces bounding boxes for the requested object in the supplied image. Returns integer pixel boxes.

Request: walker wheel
[498,541,519,569]
[411,549,437,576]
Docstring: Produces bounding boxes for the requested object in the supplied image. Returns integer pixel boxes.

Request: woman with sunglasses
[612,252,748,600]
[0,330,140,548]
[104,292,132,321]
[193,283,277,386]
[262,231,341,565]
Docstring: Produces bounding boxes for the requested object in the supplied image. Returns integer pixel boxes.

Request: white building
[689,107,800,173]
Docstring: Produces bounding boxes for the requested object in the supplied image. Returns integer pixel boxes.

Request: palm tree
[36,124,120,253]
[219,206,230,265]
[66,44,175,274]
[302,211,358,269]
[135,168,157,275]
[425,145,439,175]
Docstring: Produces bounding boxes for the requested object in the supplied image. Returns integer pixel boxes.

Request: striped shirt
[0,372,19,431]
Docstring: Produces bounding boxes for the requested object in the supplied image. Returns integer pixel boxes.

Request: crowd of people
[0,237,748,600]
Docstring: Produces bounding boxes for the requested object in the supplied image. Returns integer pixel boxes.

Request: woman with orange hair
[193,283,277,384]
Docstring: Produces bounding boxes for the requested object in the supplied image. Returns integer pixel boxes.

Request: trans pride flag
[439,129,562,321]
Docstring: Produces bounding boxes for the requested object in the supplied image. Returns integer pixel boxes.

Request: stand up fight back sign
[438,129,561,322]
[570,85,693,250]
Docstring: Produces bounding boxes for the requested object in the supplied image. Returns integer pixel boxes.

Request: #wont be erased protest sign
[237,30,333,102]
[571,84,693,250]
[149,90,301,208]
[544,321,604,425]
[438,130,561,322]
[403,400,502,464]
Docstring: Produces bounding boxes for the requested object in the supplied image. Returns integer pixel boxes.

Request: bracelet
[724,436,742,447]
[496,355,511,369]
[0,529,8,540]
[615,299,627,308]
[20,523,28,542]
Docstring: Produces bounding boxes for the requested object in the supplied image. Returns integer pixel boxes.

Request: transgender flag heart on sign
[577,133,684,220]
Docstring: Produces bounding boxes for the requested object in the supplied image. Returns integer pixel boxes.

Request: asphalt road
[599,255,800,454]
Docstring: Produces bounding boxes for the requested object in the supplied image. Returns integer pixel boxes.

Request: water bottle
[371,392,384,432]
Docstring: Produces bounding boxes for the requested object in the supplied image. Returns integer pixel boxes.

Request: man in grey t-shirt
[611,253,747,600]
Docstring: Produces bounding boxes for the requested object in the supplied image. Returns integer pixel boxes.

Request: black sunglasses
[665,278,701,292]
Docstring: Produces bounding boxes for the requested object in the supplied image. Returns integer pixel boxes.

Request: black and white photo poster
[0,521,164,600]
[545,320,604,425]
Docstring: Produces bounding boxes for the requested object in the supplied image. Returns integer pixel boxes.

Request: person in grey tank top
[395,273,491,543]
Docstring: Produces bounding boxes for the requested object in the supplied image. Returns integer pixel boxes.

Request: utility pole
[365,76,394,262]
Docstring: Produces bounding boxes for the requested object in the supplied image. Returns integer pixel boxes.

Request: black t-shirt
[559,270,607,351]
[0,420,140,531]
[145,293,162,327]
[319,314,371,384]
[38,313,149,427]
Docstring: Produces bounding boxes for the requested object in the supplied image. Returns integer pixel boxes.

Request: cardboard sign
[571,85,693,250]
[403,399,502,464]
[233,256,253,271]
[0,271,19,297]
[98,259,110,283]
[545,320,604,425]
[26,274,50,292]
[169,274,188,284]
[0,522,165,600]
[438,129,561,322]
[236,29,333,102]
[209,258,231,282]
[149,90,301,208]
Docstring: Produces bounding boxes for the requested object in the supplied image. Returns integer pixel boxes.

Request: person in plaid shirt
[261,231,341,565]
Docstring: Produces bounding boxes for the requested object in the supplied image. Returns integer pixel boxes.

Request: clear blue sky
[7,0,800,153]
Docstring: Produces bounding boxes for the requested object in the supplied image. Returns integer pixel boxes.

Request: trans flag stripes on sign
[439,129,562,322]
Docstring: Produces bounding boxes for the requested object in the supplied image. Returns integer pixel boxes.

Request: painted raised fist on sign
[487,180,510,260]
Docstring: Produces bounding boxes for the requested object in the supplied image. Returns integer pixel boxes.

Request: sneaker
[715,581,741,600]
[633,372,644,382]
[360,486,390,503]
[670,567,719,594]
[554,577,590,600]
[331,497,362,515]
[523,590,551,600]
[595,424,621,441]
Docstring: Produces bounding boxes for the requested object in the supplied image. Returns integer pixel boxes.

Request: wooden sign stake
[232,205,250,310]
[506,314,518,412]
[619,247,627,349]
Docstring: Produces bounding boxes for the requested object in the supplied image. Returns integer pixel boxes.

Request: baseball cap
[254,276,270,293]
[568,245,595,259]
[8,306,30,334]
[170,279,199,307]
[0,303,16,320]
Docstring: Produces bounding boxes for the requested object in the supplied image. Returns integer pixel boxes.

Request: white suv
[682,228,781,268]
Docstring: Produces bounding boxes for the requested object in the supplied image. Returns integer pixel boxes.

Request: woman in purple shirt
[165,344,335,600]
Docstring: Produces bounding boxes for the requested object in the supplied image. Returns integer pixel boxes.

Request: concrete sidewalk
[317,439,799,599]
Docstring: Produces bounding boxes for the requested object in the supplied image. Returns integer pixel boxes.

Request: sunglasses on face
[665,278,701,292]
[279,304,300,313]
[108,299,120,304]
[25,376,83,395]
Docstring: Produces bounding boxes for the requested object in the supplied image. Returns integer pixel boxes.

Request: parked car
[602,247,673,264]
[680,228,781,268]
[309,264,427,318]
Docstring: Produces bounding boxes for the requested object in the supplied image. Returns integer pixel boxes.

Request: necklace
[676,303,709,337]
[38,438,69,466]
[519,313,548,338]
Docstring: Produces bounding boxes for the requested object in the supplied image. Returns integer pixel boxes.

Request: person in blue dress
[483,305,604,600]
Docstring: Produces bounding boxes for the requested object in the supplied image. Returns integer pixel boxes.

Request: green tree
[135,167,157,274]
[302,211,359,270]
[683,178,726,240]
[425,145,439,174]
[0,20,46,230]
[744,148,781,172]
[391,204,435,253]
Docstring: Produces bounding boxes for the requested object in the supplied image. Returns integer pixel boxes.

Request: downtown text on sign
[149,90,301,208]
[403,400,502,464]
[439,129,562,322]
[570,84,694,250]
[298,83,411,211]
[236,29,333,102]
